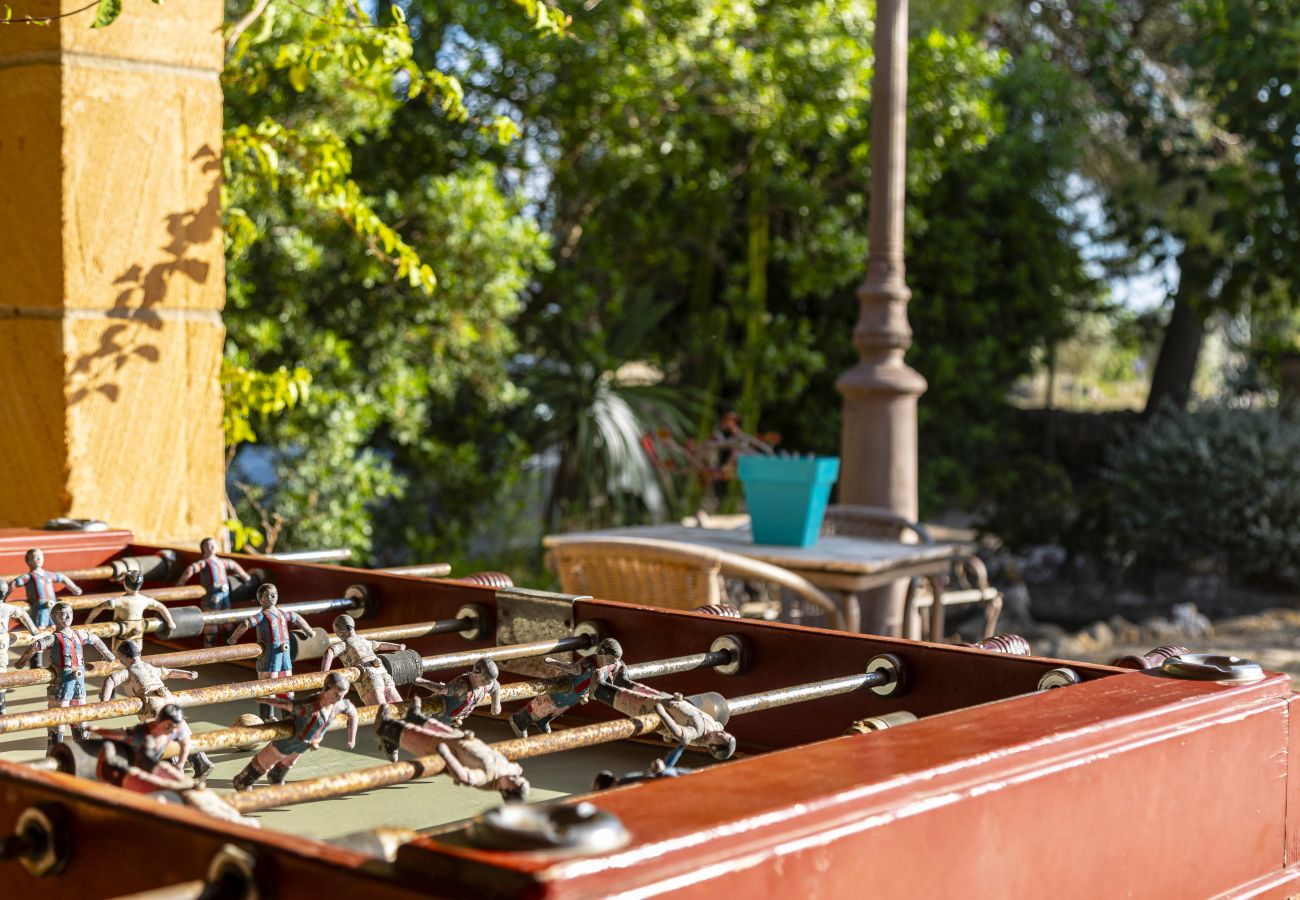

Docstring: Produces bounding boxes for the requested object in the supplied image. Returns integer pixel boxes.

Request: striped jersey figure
[510,638,630,738]
[176,538,250,646]
[92,704,193,794]
[415,658,502,728]
[320,614,405,711]
[227,583,312,722]
[232,672,358,791]
[0,577,40,715]
[12,548,83,670]
[17,602,114,748]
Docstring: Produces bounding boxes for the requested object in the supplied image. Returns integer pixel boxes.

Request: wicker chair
[821,505,1001,642]
[549,537,846,631]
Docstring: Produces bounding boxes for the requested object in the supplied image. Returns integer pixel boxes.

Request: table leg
[838,593,861,633]
[859,582,910,637]
[925,574,947,642]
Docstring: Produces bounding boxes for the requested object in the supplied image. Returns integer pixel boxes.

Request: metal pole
[6,595,363,651]
[178,650,733,756]
[228,663,888,814]
[265,549,352,563]
[835,0,923,636]
[0,619,469,690]
[5,585,207,614]
[0,634,592,734]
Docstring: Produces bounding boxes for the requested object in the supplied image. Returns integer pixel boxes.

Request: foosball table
[0,527,1297,899]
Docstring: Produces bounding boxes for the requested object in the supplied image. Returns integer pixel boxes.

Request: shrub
[1106,406,1300,589]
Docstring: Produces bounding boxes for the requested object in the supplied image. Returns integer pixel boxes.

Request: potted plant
[643,412,839,547]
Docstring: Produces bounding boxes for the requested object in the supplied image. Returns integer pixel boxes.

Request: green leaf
[288,64,309,93]
[90,0,121,29]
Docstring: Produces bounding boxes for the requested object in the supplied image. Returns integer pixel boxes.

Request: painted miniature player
[592,757,695,790]
[232,672,358,791]
[175,537,250,646]
[227,583,312,722]
[415,658,502,728]
[0,577,40,715]
[92,704,194,794]
[320,614,405,709]
[598,682,737,765]
[16,601,114,748]
[84,569,177,651]
[377,699,529,802]
[12,547,83,667]
[510,637,630,738]
[99,640,214,783]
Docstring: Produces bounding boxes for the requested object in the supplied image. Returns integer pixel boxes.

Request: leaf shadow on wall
[68,144,221,406]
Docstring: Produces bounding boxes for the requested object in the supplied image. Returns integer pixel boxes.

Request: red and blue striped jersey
[51,629,84,673]
[199,557,231,590]
[293,697,342,744]
[253,609,291,647]
[446,678,489,721]
[13,568,65,604]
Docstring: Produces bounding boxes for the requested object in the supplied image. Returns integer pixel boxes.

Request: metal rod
[5,595,364,650]
[179,652,731,758]
[419,635,590,674]
[724,672,885,716]
[0,619,465,690]
[265,549,352,563]
[197,596,356,627]
[5,585,207,614]
[7,618,144,650]
[0,631,583,734]
[378,563,453,578]
[229,653,870,814]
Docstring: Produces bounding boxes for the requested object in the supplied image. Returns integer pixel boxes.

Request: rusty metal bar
[1,554,174,584]
[419,635,590,674]
[5,585,207,614]
[0,632,580,734]
[8,619,147,650]
[377,563,453,578]
[229,661,889,814]
[230,711,666,813]
[5,594,364,651]
[0,619,463,690]
[175,650,730,756]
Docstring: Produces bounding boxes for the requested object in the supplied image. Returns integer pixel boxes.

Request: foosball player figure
[0,577,40,714]
[377,699,529,802]
[593,757,693,791]
[509,637,630,738]
[320,614,405,709]
[84,569,177,651]
[12,547,83,668]
[598,681,737,766]
[175,537,250,647]
[415,658,502,727]
[227,583,313,722]
[92,704,194,794]
[16,602,114,749]
[99,640,214,783]
[232,672,358,791]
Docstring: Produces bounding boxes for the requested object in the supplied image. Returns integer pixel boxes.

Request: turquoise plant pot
[736,455,840,547]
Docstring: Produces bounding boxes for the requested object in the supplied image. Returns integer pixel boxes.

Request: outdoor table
[542,522,959,633]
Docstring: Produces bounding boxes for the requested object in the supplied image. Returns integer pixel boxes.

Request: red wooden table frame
[1,530,1296,898]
